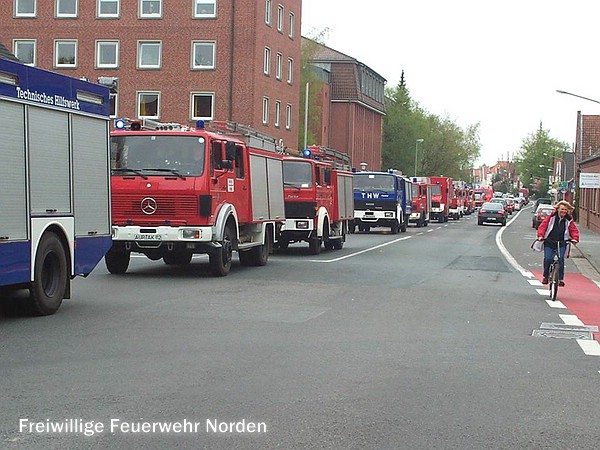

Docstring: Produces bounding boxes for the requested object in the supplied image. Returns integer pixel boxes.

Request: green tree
[514,123,569,195]
[298,31,328,151]
[382,75,480,179]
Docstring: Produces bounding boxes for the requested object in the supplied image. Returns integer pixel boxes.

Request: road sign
[579,173,600,188]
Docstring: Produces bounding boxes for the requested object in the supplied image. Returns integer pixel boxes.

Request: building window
[274,101,281,128]
[139,0,161,18]
[191,93,214,120]
[98,0,119,17]
[96,41,119,68]
[287,57,293,84]
[109,93,117,117]
[276,4,284,32]
[194,0,216,17]
[15,0,36,17]
[56,0,77,17]
[262,97,269,125]
[265,0,272,25]
[192,41,215,69]
[285,103,291,130]
[13,39,36,65]
[137,92,160,119]
[263,47,271,76]
[54,40,77,68]
[288,12,295,38]
[138,41,161,69]
[276,52,282,80]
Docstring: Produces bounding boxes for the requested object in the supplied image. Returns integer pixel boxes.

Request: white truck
[0,57,112,315]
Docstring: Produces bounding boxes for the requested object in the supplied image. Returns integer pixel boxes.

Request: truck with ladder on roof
[106,119,285,276]
[278,145,354,254]
[0,57,112,315]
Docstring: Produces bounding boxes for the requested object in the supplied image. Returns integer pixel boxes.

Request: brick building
[303,38,386,171]
[575,112,600,233]
[1,0,301,148]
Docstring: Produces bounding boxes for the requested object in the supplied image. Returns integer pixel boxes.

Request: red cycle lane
[533,271,600,342]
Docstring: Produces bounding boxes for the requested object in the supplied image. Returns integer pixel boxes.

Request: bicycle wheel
[549,262,559,301]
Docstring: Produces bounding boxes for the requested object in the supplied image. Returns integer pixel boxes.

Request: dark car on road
[533,197,552,210]
[478,201,507,226]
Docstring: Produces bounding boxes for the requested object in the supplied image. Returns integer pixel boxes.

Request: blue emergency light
[114,118,126,130]
[196,120,205,130]
[302,148,312,158]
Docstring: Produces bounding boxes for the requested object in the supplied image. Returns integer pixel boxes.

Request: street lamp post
[414,139,424,177]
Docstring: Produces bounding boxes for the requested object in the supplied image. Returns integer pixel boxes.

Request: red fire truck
[106,119,285,276]
[429,176,453,223]
[279,146,353,254]
[473,186,493,208]
[450,180,469,219]
[410,177,432,227]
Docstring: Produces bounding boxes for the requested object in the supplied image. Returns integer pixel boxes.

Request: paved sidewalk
[570,225,600,281]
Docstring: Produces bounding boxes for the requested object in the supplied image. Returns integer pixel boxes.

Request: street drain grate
[539,322,598,332]
[532,329,594,340]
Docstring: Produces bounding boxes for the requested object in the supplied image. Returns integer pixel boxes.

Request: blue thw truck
[0,57,112,315]
[352,170,412,233]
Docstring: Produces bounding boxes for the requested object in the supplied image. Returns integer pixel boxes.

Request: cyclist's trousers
[543,244,567,280]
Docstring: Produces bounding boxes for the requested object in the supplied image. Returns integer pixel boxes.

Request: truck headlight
[384,212,394,218]
[182,229,201,239]
[296,220,309,229]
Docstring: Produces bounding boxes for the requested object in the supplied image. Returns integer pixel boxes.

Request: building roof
[0,42,20,62]
[302,37,386,114]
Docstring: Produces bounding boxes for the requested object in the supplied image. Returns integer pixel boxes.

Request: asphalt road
[1,210,599,449]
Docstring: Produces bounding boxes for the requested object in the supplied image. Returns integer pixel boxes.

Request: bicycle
[546,240,571,301]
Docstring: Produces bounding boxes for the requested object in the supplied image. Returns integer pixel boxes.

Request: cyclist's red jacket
[537,210,580,242]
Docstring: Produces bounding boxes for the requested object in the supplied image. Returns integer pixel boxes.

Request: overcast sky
[300,0,600,166]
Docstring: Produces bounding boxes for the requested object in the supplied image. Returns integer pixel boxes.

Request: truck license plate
[134,234,162,240]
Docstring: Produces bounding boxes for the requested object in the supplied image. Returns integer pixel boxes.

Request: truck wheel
[332,226,345,250]
[309,236,322,255]
[239,231,271,266]
[400,218,407,232]
[390,221,399,234]
[209,226,233,276]
[278,238,289,250]
[163,252,192,265]
[105,248,130,274]
[29,232,67,316]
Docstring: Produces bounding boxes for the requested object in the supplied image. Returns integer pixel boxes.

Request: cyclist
[536,200,580,286]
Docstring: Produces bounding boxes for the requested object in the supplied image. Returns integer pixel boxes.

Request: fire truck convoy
[0,58,112,315]
[107,120,285,276]
[352,170,412,233]
[279,146,354,254]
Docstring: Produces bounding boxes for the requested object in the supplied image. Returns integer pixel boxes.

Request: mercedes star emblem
[141,197,158,215]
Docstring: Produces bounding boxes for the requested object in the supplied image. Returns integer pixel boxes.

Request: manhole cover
[532,329,594,340]
[539,322,598,332]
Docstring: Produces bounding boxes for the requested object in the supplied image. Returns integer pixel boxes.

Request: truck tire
[163,252,192,265]
[29,232,67,316]
[390,220,399,234]
[332,225,345,250]
[105,248,130,274]
[239,230,271,266]
[400,217,407,232]
[209,225,233,276]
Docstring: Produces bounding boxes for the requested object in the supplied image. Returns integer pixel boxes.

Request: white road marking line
[528,280,542,286]
[536,288,549,296]
[560,314,585,326]
[310,236,413,263]
[427,229,434,233]
[545,300,567,308]
[416,232,424,235]
[576,340,600,356]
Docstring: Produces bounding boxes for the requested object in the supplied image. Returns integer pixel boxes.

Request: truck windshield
[111,135,206,176]
[283,161,313,187]
[411,184,418,197]
[430,185,442,195]
[353,174,395,191]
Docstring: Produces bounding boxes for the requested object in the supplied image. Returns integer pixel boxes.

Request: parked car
[532,204,555,229]
[478,202,507,226]
[533,197,552,210]
[504,197,515,214]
